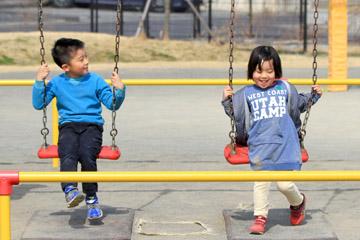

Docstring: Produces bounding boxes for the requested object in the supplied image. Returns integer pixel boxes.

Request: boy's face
[252,60,276,89]
[62,48,89,78]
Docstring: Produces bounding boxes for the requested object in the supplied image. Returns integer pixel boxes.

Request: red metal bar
[0,171,19,195]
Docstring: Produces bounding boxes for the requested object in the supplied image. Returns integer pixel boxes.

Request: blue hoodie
[32,72,126,126]
[222,80,320,170]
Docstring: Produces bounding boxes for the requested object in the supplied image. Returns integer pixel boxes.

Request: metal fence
[0,0,359,50]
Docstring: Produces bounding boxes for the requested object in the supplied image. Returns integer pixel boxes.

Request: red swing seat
[224,144,309,165]
[37,145,121,160]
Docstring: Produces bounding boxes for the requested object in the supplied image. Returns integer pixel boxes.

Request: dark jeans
[58,122,103,196]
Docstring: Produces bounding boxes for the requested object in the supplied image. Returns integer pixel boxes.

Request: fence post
[208,0,212,42]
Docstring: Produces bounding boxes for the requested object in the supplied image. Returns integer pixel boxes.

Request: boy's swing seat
[38,145,121,160]
[36,0,122,161]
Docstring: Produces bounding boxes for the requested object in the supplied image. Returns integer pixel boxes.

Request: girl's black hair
[51,38,85,67]
[247,46,282,79]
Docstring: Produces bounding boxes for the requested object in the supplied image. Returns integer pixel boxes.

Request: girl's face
[252,60,276,89]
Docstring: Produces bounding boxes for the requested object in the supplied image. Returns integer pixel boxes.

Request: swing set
[35,0,320,164]
[36,0,123,160]
[223,0,320,164]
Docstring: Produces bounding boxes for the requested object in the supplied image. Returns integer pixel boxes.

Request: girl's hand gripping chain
[312,85,322,96]
[223,85,234,100]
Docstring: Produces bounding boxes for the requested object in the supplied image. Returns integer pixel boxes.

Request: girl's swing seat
[224,144,309,165]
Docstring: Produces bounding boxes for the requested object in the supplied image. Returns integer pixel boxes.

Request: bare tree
[163,0,171,40]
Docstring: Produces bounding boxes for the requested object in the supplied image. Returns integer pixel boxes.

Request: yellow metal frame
[328,0,348,91]
[0,170,360,240]
[18,171,360,182]
[1,79,360,86]
[0,196,11,240]
[51,100,59,168]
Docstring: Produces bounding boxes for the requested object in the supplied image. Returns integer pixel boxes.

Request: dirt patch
[0,32,359,71]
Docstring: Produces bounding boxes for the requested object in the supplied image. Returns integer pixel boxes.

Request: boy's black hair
[247,46,282,79]
[51,38,85,67]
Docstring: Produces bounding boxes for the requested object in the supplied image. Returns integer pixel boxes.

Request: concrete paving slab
[223,208,338,240]
[21,206,135,240]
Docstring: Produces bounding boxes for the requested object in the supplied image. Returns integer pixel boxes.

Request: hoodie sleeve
[287,84,302,133]
[221,98,234,117]
[222,88,248,146]
[297,92,321,113]
[287,83,321,133]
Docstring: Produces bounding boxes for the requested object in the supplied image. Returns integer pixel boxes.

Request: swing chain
[110,0,122,148]
[38,1,46,66]
[38,0,49,146]
[300,0,319,144]
[114,0,121,74]
[228,0,236,153]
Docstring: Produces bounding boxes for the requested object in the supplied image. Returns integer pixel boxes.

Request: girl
[222,46,322,234]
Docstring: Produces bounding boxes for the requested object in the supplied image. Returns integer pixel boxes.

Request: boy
[33,38,126,220]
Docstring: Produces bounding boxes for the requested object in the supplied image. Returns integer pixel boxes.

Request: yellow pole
[328,0,348,91]
[52,100,59,168]
[0,195,11,240]
[1,79,360,86]
[19,171,360,182]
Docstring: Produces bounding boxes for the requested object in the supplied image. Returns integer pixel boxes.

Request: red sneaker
[290,193,306,225]
[249,216,267,234]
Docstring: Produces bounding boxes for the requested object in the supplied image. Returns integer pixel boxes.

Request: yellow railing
[2,170,360,239]
[18,171,360,182]
[1,78,360,86]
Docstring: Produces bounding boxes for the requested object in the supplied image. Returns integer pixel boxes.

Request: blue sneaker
[86,195,103,220]
[64,186,85,208]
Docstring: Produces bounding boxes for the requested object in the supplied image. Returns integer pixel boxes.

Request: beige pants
[253,181,304,217]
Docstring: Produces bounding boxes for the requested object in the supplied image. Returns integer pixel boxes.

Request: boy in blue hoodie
[33,38,126,220]
[222,46,322,234]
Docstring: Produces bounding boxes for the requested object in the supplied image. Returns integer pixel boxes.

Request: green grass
[145,49,177,61]
[0,55,15,65]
